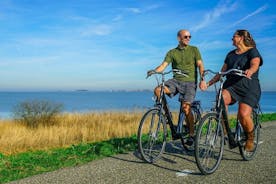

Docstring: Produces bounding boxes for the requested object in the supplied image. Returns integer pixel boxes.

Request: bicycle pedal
[228,140,238,149]
[172,135,180,140]
[185,137,195,147]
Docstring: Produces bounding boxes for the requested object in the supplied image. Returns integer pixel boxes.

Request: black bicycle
[137,69,202,163]
[194,68,261,175]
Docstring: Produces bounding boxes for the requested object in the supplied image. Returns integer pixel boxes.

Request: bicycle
[137,69,202,163]
[194,68,261,175]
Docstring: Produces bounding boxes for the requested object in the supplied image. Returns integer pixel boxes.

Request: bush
[13,100,63,128]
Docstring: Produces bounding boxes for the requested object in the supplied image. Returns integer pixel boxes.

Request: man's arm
[147,61,169,77]
[155,61,169,72]
[197,59,204,80]
[197,59,208,90]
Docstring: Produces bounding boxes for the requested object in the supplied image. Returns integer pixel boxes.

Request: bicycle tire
[195,112,224,175]
[238,110,260,161]
[137,108,167,163]
[179,106,201,152]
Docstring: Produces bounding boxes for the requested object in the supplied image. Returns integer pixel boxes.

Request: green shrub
[260,113,276,122]
[13,100,63,128]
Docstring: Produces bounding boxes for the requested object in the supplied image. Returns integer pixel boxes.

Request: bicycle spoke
[138,108,166,163]
[195,113,224,175]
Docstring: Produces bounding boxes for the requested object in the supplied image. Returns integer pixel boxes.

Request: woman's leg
[222,89,233,110]
[238,103,254,151]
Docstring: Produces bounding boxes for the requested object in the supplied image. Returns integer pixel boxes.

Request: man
[148,29,206,145]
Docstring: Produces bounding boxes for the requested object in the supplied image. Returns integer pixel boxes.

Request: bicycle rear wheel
[137,108,167,163]
[195,112,224,175]
[239,110,260,161]
[180,106,201,152]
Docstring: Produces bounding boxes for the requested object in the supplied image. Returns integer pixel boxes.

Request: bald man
[147,29,206,146]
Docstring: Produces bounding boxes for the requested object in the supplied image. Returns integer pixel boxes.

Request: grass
[0,112,275,183]
[0,136,137,183]
[0,112,143,155]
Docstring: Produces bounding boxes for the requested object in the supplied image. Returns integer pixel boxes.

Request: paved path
[8,121,276,184]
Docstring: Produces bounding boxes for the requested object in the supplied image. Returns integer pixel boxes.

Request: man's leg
[154,85,171,100]
[182,102,194,137]
[154,79,178,100]
[178,82,196,146]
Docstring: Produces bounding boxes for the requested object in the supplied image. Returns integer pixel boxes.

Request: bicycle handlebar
[203,68,247,77]
[146,69,189,79]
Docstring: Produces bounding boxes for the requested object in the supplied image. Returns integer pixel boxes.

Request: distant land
[75,89,89,92]
[74,89,153,92]
[0,89,275,93]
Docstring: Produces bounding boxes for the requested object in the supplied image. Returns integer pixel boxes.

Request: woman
[205,30,263,152]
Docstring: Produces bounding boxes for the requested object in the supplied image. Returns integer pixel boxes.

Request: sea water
[0,91,275,119]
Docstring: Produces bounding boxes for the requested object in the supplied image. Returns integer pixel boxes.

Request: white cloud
[144,4,162,12]
[0,55,61,68]
[126,8,141,14]
[112,14,123,21]
[197,40,229,50]
[81,24,112,36]
[191,0,237,32]
[231,5,268,27]
[123,4,161,15]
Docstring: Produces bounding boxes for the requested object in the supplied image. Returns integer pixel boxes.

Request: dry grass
[0,111,146,155]
[1,110,234,155]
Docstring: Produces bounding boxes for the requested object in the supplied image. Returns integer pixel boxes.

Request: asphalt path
[8,121,276,184]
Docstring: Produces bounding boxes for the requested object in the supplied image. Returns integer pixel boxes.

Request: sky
[0,0,275,91]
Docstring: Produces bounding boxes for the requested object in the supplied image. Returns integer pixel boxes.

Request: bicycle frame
[206,68,248,148]
[156,80,185,140]
[151,69,193,140]
[194,68,262,174]
[138,69,204,163]
[215,81,238,147]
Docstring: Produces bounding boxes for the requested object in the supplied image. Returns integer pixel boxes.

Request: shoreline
[1,110,276,120]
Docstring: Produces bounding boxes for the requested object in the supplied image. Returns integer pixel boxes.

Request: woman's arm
[245,57,261,78]
[207,63,228,87]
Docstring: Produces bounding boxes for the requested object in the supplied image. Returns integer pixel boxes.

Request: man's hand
[199,80,208,91]
[147,69,156,77]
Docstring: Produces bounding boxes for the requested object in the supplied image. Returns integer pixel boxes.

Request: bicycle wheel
[195,112,224,175]
[137,108,167,163]
[179,107,201,152]
[239,111,260,161]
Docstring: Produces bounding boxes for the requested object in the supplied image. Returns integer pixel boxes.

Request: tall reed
[0,111,149,155]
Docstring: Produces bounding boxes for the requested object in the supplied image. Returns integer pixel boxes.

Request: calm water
[0,91,275,118]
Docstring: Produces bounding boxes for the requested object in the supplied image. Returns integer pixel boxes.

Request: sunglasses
[181,35,192,39]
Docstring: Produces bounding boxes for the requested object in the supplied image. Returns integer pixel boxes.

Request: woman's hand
[199,80,208,91]
[244,69,253,79]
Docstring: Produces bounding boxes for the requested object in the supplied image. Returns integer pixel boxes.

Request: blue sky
[0,0,275,91]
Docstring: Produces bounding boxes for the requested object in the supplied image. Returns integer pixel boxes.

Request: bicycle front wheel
[137,108,167,163]
[239,110,260,161]
[195,112,224,175]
